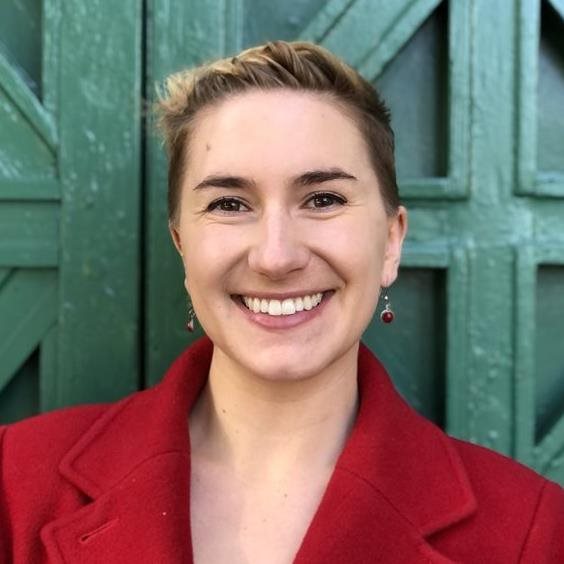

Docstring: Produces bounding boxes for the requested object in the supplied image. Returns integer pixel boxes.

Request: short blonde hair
[157,41,400,223]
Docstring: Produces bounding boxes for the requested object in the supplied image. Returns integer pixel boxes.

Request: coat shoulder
[432,436,564,561]
[0,402,115,482]
[449,436,564,524]
[450,436,553,494]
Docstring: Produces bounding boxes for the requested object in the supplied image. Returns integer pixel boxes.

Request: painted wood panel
[0,0,142,421]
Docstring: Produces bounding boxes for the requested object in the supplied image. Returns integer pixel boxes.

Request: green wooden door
[1,0,563,485]
[0,0,142,419]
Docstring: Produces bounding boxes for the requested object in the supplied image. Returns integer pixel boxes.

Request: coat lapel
[40,452,192,563]
[294,467,457,563]
[295,344,477,563]
[40,339,214,564]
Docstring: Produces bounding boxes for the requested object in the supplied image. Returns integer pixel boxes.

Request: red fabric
[1,337,563,563]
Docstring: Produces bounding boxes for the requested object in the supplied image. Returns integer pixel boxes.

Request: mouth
[233,290,333,318]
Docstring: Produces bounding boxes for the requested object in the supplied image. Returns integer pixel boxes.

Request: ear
[381,206,408,288]
[169,222,190,293]
[169,221,183,256]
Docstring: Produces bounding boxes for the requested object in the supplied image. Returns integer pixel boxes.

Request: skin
[170,90,407,563]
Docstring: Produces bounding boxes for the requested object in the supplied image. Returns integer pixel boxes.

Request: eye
[305,192,347,209]
[206,197,250,214]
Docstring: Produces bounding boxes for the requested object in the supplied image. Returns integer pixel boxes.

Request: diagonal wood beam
[0,269,57,393]
[299,0,359,44]
[300,0,441,81]
[0,50,57,153]
[301,0,412,68]
[358,0,443,80]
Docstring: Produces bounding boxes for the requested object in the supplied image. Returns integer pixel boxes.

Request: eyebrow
[192,168,357,191]
[192,175,256,191]
[294,168,357,186]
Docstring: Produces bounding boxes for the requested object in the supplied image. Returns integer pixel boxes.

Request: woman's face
[171,90,407,381]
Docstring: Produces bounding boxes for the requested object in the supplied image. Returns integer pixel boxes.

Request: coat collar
[40,338,213,563]
[294,345,476,563]
[41,338,476,563]
[337,344,477,536]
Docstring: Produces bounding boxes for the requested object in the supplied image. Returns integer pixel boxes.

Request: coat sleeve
[0,425,11,563]
[519,480,564,563]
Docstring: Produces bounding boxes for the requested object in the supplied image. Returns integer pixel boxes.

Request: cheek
[321,213,387,279]
[181,224,241,292]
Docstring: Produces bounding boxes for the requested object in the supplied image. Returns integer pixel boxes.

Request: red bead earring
[380,290,394,324]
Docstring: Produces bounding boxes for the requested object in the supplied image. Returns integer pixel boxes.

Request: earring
[380,289,394,324]
[186,300,196,332]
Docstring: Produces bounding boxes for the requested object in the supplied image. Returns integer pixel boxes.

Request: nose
[247,208,310,279]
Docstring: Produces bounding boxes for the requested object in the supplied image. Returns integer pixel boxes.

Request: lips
[241,292,324,316]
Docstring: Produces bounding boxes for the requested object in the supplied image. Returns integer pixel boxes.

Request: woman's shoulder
[450,435,554,486]
[449,435,563,503]
[434,435,564,560]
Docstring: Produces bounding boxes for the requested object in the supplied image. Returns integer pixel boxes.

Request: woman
[1,41,563,563]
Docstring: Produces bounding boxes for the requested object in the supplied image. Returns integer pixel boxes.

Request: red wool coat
[1,338,563,563]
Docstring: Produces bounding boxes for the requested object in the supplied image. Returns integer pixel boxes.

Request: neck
[189,344,360,482]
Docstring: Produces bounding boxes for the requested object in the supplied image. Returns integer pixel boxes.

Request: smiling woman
[1,41,563,564]
[167,87,405,386]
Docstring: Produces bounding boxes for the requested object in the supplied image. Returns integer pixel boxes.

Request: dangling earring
[380,289,394,324]
[186,300,196,332]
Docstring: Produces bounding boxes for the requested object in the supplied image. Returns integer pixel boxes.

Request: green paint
[39,323,59,413]
[0,50,57,152]
[56,0,142,406]
[364,268,447,426]
[376,1,448,179]
[0,0,42,96]
[0,349,39,425]
[0,269,57,393]
[535,266,564,440]
[0,203,58,267]
[538,1,564,173]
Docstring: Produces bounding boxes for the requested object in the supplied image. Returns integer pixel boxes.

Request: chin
[236,342,348,383]
[248,360,325,382]
[209,320,362,383]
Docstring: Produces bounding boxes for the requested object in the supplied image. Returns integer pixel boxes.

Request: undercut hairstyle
[156,40,400,224]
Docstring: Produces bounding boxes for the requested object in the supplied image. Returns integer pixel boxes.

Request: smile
[241,293,324,316]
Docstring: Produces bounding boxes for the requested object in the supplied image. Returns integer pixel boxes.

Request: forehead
[186,90,373,180]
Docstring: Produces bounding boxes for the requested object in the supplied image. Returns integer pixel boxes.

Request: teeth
[242,293,324,316]
[268,300,282,316]
[252,297,261,313]
[281,299,295,315]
